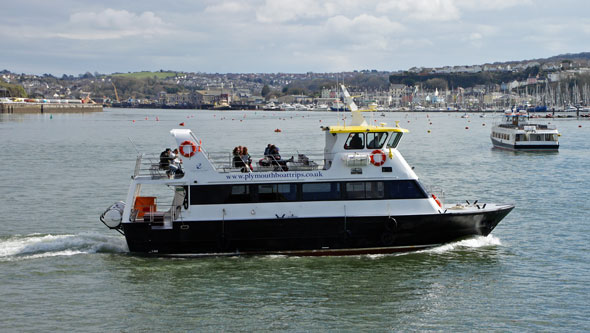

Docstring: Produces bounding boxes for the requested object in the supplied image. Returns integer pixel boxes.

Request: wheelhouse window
[386,132,403,148]
[344,133,365,149]
[302,182,340,201]
[366,132,388,149]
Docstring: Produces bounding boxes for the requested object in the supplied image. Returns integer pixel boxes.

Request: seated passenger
[241,146,253,172]
[172,148,184,177]
[233,146,245,168]
[263,144,272,157]
[168,150,179,177]
[367,132,387,149]
[159,148,176,177]
[259,144,276,167]
[268,144,281,161]
[269,145,293,171]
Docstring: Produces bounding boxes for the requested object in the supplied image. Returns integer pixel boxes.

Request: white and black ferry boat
[491,110,559,151]
[101,86,514,256]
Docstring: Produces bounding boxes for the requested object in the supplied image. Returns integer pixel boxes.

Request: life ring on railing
[370,149,387,166]
[432,194,442,208]
[179,140,197,157]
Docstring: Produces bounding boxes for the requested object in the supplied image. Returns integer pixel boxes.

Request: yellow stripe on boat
[328,125,409,133]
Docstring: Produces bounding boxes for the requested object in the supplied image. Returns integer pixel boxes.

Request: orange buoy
[274,128,282,132]
[179,122,185,126]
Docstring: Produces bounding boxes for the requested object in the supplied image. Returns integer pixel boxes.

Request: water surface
[1,109,588,331]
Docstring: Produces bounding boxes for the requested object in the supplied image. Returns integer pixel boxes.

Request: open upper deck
[132,150,325,180]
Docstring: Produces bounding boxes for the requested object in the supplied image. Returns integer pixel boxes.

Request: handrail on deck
[133,153,185,179]
[207,150,325,173]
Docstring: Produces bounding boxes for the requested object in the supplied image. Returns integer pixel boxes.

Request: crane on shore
[111,81,120,102]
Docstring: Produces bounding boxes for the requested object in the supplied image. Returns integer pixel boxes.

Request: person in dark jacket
[233,146,245,168]
[159,148,176,177]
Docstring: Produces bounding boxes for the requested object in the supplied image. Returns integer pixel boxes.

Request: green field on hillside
[111,71,178,79]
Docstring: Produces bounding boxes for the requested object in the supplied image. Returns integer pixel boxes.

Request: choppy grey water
[1,109,589,331]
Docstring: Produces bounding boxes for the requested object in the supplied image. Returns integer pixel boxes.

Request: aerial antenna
[128,137,141,155]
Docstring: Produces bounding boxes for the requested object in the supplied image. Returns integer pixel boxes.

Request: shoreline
[0,103,102,114]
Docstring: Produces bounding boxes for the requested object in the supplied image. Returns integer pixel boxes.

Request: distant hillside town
[2,52,590,111]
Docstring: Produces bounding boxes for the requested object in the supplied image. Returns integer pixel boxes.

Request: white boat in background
[293,103,308,111]
[279,103,295,111]
[491,111,559,151]
[263,102,279,110]
[315,103,330,111]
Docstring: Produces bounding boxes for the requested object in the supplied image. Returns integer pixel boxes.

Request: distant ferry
[491,111,559,151]
[100,85,514,256]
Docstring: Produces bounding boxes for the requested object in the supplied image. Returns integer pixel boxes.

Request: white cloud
[376,0,460,22]
[204,2,251,14]
[325,14,404,35]
[256,0,337,23]
[455,0,532,11]
[57,9,171,40]
[469,32,482,40]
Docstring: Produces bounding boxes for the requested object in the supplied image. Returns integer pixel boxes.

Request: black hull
[121,206,513,256]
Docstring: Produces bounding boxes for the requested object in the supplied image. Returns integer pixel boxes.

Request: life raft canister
[370,149,387,166]
[179,140,197,157]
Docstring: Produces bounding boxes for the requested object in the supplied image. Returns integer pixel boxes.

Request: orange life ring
[432,194,442,208]
[370,149,387,166]
[179,140,197,158]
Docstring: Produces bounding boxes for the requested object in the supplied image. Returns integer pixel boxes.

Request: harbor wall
[0,103,102,114]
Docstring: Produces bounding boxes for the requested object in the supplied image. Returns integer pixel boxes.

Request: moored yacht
[100,85,514,256]
[491,110,559,151]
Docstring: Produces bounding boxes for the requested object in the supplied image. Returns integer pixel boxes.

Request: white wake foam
[423,235,502,254]
[0,232,128,261]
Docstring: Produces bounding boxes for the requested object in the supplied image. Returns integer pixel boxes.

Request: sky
[2,0,590,75]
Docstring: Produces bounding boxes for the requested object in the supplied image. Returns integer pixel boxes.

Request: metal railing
[133,150,328,178]
[425,185,445,207]
[133,153,185,179]
[206,150,326,173]
[130,203,183,224]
